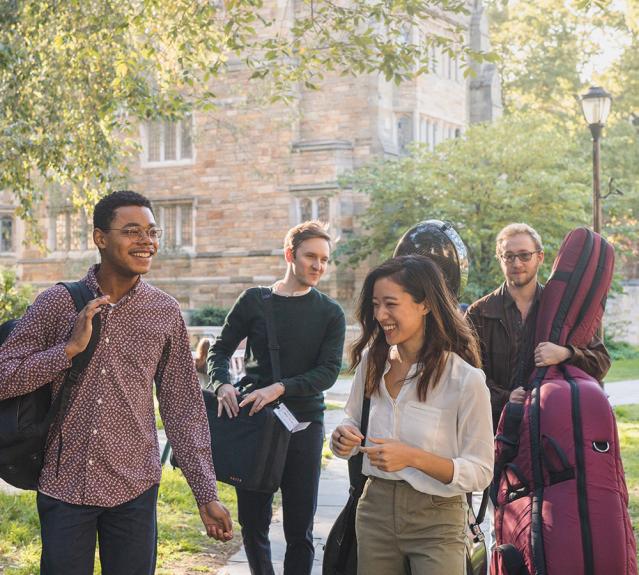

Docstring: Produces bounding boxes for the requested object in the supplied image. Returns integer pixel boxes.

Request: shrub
[0,268,32,324]
[190,305,230,326]
[605,337,639,361]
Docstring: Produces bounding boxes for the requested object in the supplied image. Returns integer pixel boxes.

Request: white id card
[273,404,311,433]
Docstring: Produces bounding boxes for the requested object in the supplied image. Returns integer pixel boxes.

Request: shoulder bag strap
[336,386,371,571]
[360,395,371,438]
[260,287,281,383]
[476,487,490,524]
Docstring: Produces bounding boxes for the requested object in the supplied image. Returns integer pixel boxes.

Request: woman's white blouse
[332,349,494,496]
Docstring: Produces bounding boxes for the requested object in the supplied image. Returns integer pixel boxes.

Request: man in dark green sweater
[208,221,346,575]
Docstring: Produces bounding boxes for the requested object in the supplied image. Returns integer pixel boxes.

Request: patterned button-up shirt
[0,266,218,507]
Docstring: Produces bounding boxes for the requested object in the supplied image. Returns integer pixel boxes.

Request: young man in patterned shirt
[0,191,232,575]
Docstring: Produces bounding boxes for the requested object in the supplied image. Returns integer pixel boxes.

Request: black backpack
[0,281,100,490]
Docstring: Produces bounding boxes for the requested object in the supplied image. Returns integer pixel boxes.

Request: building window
[0,216,13,252]
[142,115,193,164]
[397,115,413,155]
[157,202,194,249]
[296,197,331,223]
[52,210,91,252]
[430,45,438,74]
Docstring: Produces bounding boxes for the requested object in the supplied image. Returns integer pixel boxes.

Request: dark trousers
[236,421,324,575]
[37,484,159,575]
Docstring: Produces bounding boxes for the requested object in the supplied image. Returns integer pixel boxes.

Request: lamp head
[580,86,612,128]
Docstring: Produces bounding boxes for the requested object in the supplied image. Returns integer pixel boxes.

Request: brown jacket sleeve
[465,305,510,432]
[566,334,611,383]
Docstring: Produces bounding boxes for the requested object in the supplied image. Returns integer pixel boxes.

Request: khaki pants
[356,477,466,575]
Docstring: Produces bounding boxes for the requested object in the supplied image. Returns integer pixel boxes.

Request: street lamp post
[579,86,612,344]
[579,86,613,235]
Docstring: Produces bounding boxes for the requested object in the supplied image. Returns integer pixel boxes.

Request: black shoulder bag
[0,281,100,490]
[322,393,370,575]
[198,287,292,493]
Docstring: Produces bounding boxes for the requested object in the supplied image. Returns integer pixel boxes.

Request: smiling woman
[330,255,494,575]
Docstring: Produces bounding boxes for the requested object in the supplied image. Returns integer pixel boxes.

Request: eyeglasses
[498,250,541,264]
[103,227,163,241]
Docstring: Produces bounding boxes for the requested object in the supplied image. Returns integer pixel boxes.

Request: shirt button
[101,368,106,375]
[97,399,102,405]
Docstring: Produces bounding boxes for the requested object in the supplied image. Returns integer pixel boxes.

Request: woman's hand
[360,437,415,472]
[331,424,364,456]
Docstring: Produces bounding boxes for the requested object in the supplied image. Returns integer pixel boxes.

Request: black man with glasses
[465,222,610,434]
[0,190,232,575]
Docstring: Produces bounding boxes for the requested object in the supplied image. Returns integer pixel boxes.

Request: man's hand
[217,384,241,418]
[331,424,364,457]
[198,500,233,541]
[239,383,285,416]
[509,386,526,404]
[360,437,415,472]
[64,296,110,360]
[534,342,572,367]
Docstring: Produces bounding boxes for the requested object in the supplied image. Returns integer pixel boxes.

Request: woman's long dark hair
[350,255,481,401]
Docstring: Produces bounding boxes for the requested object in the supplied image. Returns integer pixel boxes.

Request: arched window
[0,215,13,253]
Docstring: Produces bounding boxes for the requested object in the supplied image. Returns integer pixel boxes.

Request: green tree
[486,0,607,119]
[600,34,639,117]
[337,113,593,301]
[484,0,638,275]
[597,121,639,275]
[0,268,33,323]
[0,0,489,230]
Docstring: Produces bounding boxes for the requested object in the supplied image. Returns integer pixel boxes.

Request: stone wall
[605,281,639,345]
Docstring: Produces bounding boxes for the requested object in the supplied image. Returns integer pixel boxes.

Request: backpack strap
[47,282,101,473]
[497,544,527,574]
[491,400,525,505]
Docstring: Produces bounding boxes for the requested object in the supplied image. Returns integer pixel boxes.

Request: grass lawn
[325,400,345,411]
[615,403,639,554]
[606,358,639,383]
[0,467,240,575]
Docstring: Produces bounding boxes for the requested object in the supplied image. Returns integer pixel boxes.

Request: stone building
[1,0,504,321]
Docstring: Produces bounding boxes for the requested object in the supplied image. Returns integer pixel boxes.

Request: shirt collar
[83,264,146,300]
[502,282,543,309]
[271,280,312,297]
